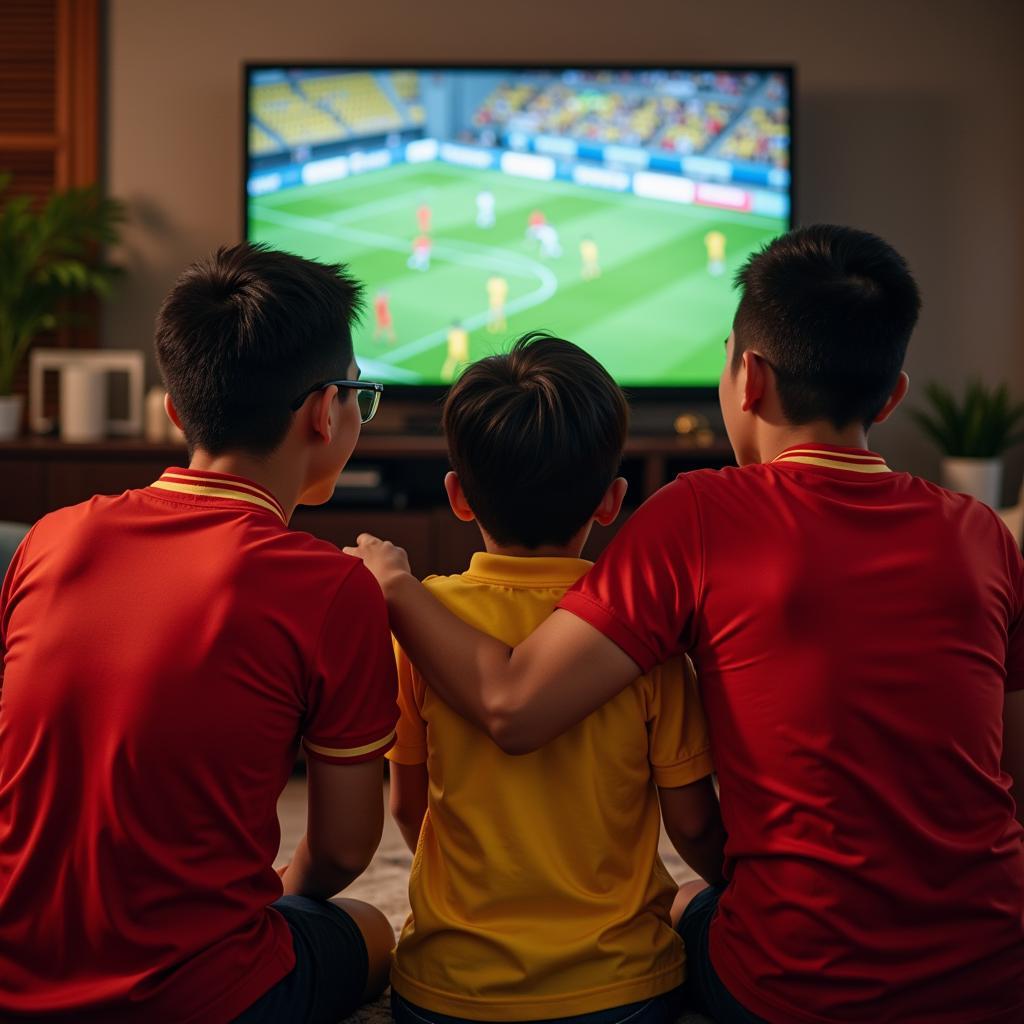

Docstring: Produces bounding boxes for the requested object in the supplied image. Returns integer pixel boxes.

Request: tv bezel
[242,61,796,402]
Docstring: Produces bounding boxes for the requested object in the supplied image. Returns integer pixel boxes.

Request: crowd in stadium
[472,71,789,167]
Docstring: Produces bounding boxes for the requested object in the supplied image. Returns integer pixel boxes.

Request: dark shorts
[391,990,680,1024]
[234,895,369,1024]
[676,886,767,1024]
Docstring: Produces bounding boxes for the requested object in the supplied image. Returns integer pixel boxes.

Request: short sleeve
[643,656,714,788]
[386,639,428,766]
[558,475,704,672]
[302,560,399,765]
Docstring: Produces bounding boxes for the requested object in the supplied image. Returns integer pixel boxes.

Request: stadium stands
[252,81,345,149]
[299,73,405,136]
[250,71,426,156]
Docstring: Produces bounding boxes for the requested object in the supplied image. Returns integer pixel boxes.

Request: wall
[104,0,1024,487]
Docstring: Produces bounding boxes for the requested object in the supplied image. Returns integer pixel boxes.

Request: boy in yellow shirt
[386,332,725,1024]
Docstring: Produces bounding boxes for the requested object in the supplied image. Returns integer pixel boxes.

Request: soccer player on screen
[536,223,562,260]
[416,203,432,235]
[373,290,396,343]
[580,236,601,280]
[705,230,727,277]
[476,190,496,229]
[441,320,469,382]
[408,235,432,272]
[486,275,508,334]
[525,209,546,240]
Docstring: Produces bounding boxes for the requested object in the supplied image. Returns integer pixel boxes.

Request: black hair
[442,332,629,549]
[732,225,921,428]
[155,242,364,455]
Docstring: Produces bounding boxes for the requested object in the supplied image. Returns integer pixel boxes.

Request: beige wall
[104,0,1024,485]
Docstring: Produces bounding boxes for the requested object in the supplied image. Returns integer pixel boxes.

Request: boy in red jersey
[0,244,398,1023]
[348,225,1024,1024]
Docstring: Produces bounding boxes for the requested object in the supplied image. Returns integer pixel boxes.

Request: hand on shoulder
[343,533,413,597]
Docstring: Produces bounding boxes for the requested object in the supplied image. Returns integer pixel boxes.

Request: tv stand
[0,432,733,575]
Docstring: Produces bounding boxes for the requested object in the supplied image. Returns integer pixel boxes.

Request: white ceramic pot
[940,456,1003,507]
[0,394,24,441]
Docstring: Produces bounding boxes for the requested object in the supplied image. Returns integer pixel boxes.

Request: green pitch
[249,161,786,387]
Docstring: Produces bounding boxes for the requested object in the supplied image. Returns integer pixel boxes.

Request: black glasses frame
[289,379,384,422]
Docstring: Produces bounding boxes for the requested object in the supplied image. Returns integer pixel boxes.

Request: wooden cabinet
[0,434,733,576]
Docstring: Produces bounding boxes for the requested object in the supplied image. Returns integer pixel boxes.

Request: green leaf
[913,378,1024,456]
[0,178,125,381]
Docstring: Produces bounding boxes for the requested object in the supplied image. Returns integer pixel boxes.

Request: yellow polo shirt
[387,552,714,1020]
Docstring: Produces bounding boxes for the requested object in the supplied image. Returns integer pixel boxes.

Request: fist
[343,533,412,594]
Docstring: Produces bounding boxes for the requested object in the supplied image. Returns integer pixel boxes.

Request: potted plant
[0,174,124,440]
[910,379,1024,507]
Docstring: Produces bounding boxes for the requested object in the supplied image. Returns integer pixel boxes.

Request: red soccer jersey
[374,294,392,327]
[560,444,1024,1024]
[0,467,398,1023]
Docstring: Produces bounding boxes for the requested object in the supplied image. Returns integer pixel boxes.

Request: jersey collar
[149,468,288,524]
[771,443,891,474]
[462,551,592,589]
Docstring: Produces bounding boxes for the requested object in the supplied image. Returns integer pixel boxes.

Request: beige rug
[276,778,711,1023]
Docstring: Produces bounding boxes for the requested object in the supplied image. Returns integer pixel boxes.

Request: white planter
[0,394,24,441]
[940,456,1003,507]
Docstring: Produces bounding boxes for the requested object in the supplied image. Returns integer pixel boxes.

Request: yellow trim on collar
[150,480,287,522]
[777,449,884,463]
[161,471,285,512]
[775,455,891,474]
[303,730,396,760]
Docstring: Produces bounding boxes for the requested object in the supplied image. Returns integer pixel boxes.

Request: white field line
[253,205,558,364]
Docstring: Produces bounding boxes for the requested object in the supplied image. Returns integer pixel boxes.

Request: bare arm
[282,757,385,900]
[1004,690,1024,829]
[343,539,640,753]
[658,778,726,886]
[390,762,429,854]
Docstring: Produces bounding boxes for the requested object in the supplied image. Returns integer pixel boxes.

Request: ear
[872,371,910,425]
[740,350,768,413]
[593,476,628,527]
[163,392,183,430]
[307,385,339,443]
[443,471,476,523]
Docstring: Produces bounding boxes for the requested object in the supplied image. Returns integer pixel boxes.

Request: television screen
[245,66,792,390]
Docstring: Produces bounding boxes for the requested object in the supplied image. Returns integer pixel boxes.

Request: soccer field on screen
[249,161,786,387]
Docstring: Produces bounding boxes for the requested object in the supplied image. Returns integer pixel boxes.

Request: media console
[0,433,733,576]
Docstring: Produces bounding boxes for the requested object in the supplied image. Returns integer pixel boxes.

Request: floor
[275,776,711,1024]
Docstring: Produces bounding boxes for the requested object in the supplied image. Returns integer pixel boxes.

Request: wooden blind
[0,0,102,381]
[0,0,99,191]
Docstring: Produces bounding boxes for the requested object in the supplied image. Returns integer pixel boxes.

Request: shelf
[0,433,733,574]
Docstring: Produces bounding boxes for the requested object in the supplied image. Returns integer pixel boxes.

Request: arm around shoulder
[345,542,643,753]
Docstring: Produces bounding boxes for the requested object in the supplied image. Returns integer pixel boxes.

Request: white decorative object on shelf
[29,348,145,440]
[0,394,23,441]
[145,386,168,443]
[60,363,108,442]
[941,456,1003,508]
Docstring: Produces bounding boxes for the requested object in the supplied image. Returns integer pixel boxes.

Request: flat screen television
[245,65,793,393]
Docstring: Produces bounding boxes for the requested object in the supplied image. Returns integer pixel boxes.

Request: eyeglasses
[289,379,383,423]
